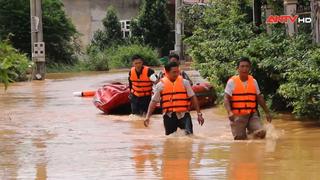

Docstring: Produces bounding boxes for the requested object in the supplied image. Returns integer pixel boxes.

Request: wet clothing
[129,66,154,97]
[163,112,193,135]
[158,70,193,86]
[128,66,155,90]
[230,112,265,140]
[160,76,191,113]
[225,75,264,140]
[130,95,151,115]
[225,76,260,96]
[128,66,155,115]
[152,76,196,135]
[152,78,194,119]
[229,75,258,115]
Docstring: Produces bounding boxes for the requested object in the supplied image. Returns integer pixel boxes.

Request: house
[62,0,206,48]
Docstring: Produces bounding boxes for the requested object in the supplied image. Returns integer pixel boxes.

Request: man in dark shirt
[128,55,156,116]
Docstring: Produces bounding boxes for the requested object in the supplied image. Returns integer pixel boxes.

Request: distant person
[224,57,272,140]
[144,62,204,135]
[129,55,157,116]
[158,54,193,85]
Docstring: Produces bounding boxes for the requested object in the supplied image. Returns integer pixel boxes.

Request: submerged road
[0,71,320,180]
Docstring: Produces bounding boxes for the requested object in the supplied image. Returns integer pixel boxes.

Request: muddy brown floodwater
[0,70,320,180]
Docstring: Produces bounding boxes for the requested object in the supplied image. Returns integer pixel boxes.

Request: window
[120,20,131,38]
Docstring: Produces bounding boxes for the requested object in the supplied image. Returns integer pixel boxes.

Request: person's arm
[154,71,164,84]
[182,71,193,86]
[128,71,132,90]
[148,68,155,77]
[224,79,235,121]
[184,79,204,125]
[224,93,235,121]
[144,101,157,127]
[148,68,158,83]
[191,95,204,125]
[257,94,272,122]
[144,82,162,127]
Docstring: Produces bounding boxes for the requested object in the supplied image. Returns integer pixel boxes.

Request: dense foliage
[84,44,159,70]
[0,0,79,65]
[185,0,320,119]
[91,6,123,51]
[131,0,172,55]
[107,44,159,68]
[0,41,30,89]
[86,4,161,71]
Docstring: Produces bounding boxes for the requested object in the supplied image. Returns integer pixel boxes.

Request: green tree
[91,6,123,50]
[185,0,320,119]
[0,0,78,65]
[131,0,172,55]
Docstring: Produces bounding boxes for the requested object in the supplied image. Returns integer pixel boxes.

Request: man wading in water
[144,62,204,135]
[129,55,157,116]
[224,57,272,140]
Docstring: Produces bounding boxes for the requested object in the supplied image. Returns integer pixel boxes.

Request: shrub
[83,44,159,71]
[278,48,320,119]
[82,45,110,71]
[0,41,30,89]
[108,44,160,68]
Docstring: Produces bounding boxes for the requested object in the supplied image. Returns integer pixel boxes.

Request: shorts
[230,112,265,140]
[163,112,193,135]
[130,94,151,115]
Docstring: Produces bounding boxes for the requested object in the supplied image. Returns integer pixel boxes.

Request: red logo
[266,15,298,24]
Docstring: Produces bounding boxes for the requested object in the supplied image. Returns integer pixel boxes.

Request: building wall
[62,0,141,48]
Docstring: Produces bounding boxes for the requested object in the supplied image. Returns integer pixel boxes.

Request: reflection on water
[1,71,320,179]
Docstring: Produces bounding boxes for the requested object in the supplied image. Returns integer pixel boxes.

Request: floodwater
[0,71,320,180]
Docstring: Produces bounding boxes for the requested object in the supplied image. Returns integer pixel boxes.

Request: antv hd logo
[266,15,312,24]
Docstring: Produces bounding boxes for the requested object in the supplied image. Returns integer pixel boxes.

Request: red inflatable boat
[92,82,215,114]
[93,83,130,114]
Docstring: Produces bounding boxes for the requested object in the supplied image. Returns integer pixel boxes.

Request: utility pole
[30,0,46,80]
[175,0,183,59]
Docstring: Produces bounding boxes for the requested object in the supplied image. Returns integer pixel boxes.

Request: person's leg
[130,94,139,114]
[178,113,193,135]
[230,115,249,140]
[140,96,151,115]
[163,114,178,135]
[248,112,266,139]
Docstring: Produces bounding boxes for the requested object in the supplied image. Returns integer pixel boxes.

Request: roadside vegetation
[0,41,30,89]
[184,0,320,119]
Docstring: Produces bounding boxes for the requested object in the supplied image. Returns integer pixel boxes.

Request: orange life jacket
[230,75,257,115]
[160,76,190,113]
[130,66,153,97]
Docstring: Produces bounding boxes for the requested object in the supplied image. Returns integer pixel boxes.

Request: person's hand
[128,93,133,100]
[228,112,235,122]
[266,113,272,123]
[144,118,150,127]
[197,113,204,126]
